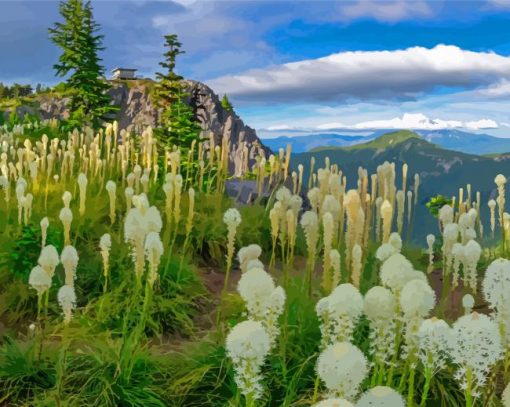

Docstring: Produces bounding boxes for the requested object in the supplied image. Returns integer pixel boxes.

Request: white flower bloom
[57,285,76,324]
[400,279,436,319]
[60,245,79,286]
[379,253,415,293]
[246,259,265,271]
[238,267,275,315]
[375,243,398,263]
[388,233,402,252]
[29,265,52,295]
[356,386,405,407]
[38,245,60,278]
[364,286,395,322]
[226,320,271,400]
[462,294,475,315]
[448,313,503,391]
[316,284,363,346]
[417,317,450,372]
[316,342,368,400]
[238,244,262,273]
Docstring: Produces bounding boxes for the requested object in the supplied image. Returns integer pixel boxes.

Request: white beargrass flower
[38,245,60,278]
[40,217,49,248]
[442,223,459,273]
[364,286,397,366]
[238,244,262,273]
[77,173,87,216]
[316,283,363,347]
[356,386,405,407]
[439,204,454,227]
[60,245,79,287]
[388,232,402,252]
[246,258,264,271]
[426,234,435,271]
[375,243,398,263]
[417,317,450,373]
[380,253,415,295]
[226,320,271,401]
[448,313,503,397]
[301,210,319,273]
[400,279,436,353]
[463,240,482,292]
[316,342,368,400]
[489,199,497,237]
[145,231,164,287]
[462,294,475,315]
[380,200,393,243]
[223,207,242,292]
[124,195,163,279]
[451,242,464,288]
[29,265,52,296]
[59,207,73,246]
[105,180,117,224]
[57,285,76,324]
[482,258,510,344]
[238,267,275,314]
[99,233,111,291]
[125,186,134,212]
[62,191,72,208]
[312,399,353,407]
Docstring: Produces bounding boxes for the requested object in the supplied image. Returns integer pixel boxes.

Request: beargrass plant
[1,119,510,407]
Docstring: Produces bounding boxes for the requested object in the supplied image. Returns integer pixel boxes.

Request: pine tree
[221,94,234,113]
[49,0,115,125]
[153,34,201,149]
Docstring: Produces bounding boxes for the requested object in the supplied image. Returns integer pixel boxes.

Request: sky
[2,0,510,137]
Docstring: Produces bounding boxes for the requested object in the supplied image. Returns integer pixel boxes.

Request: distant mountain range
[263,133,370,153]
[263,129,510,155]
[290,130,510,242]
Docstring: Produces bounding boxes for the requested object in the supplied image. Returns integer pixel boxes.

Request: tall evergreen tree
[49,0,115,125]
[153,34,201,149]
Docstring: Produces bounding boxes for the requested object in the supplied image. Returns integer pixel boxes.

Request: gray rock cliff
[4,79,271,176]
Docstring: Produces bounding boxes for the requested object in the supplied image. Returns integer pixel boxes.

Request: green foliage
[221,94,234,113]
[0,337,56,404]
[48,0,116,126]
[153,34,201,150]
[426,195,453,218]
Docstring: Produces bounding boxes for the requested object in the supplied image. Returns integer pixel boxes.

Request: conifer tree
[49,0,115,125]
[153,34,201,149]
[221,94,234,113]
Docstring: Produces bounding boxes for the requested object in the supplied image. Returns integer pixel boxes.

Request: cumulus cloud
[263,113,499,132]
[207,45,510,103]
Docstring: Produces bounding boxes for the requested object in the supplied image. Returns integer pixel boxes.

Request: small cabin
[111,67,137,80]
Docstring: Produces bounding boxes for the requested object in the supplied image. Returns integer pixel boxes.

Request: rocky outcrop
[3,79,270,176]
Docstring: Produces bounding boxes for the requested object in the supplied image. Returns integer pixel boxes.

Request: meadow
[0,119,510,407]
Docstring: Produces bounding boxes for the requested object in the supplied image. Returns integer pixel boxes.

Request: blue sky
[3,0,510,137]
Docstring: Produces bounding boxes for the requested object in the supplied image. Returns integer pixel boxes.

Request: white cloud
[476,80,510,98]
[338,0,433,23]
[207,45,510,103]
[262,113,499,133]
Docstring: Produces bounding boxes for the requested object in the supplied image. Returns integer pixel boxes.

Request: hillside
[292,130,510,241]
[416,129,510,155]
[1,79,270,177]
[265,128,510,155]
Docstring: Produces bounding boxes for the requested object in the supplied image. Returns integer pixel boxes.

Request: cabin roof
[111,67,138,72]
